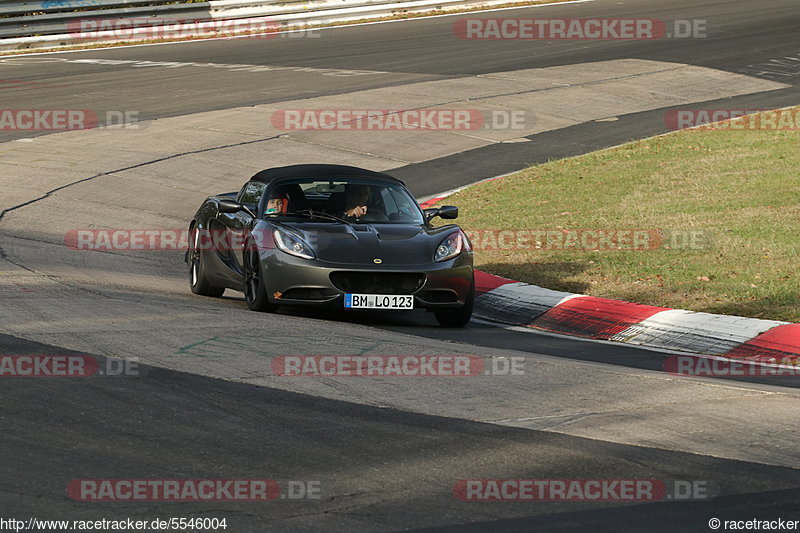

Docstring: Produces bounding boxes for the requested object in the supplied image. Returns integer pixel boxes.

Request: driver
[343,185,370,218]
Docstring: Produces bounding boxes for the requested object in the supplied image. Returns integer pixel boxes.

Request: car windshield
[263,178,425,224]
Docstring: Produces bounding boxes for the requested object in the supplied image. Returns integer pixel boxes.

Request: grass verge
[436,107,800,322]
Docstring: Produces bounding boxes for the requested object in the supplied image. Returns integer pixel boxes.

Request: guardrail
[0,0,540,51]
[1,2,212,40]
[0,0,164,16]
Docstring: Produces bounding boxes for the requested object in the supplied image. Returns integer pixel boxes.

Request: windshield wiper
[283,209,352,224]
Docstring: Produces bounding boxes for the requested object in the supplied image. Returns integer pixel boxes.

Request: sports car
[186,164,474,327]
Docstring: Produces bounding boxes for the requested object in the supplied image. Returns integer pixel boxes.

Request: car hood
[273,222,458,266]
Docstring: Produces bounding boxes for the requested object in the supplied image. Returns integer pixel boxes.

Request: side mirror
[218,199,245,213]
[218,199,254,217]
[438,205,459,220]
[424,206,459,223]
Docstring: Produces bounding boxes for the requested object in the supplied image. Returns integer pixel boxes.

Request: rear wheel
[243,243,278,312]
[434,278,474,327]
[189,226,224,297]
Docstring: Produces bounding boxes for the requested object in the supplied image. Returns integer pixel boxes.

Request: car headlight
[435,231,464,262]
[273,229,315,260]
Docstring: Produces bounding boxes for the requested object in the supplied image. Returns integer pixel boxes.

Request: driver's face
[346,185,370,207]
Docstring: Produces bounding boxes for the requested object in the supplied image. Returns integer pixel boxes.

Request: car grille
[281,288,339,301]
[329,272,425,295]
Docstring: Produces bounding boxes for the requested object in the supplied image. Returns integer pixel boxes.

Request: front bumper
[260,251,473,309]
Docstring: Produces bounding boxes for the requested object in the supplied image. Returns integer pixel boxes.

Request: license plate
[344,294,414,310]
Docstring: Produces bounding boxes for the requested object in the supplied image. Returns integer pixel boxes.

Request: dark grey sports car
[186,164,474,327]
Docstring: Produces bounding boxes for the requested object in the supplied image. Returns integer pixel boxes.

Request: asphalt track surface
[1,0,800,530]
[1,0,799,192]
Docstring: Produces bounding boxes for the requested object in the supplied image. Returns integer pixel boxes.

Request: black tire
[243,243,278,313]
[434,278,474,327]
[189,226,224,297]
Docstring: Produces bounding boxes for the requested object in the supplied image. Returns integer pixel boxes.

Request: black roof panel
[250,164,404,186]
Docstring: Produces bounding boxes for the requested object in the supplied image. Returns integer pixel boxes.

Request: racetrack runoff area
[433,106,800,322]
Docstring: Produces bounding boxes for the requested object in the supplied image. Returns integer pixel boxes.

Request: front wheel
[189,226,224,297]
[434,279,474,327]
[243,244,278,313]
